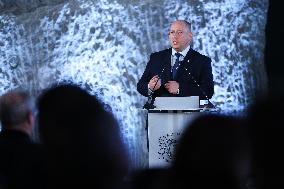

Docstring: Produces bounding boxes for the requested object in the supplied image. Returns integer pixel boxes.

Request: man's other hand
[165,81,179,94]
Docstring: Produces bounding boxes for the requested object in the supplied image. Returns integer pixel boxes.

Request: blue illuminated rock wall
[0,0,268,169]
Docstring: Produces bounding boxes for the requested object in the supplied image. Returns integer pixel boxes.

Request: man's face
[169,21,192,52]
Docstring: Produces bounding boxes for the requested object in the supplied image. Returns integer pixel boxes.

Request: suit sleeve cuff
[148,84,154,95]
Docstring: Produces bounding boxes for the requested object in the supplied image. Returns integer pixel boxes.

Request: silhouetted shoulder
[150,48,171,58]
[191,49,211,62]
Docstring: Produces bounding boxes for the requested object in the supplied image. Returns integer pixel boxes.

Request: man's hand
[165,81,179,94]
[149,75,161,91]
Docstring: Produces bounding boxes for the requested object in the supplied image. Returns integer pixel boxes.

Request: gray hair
[0,90,34,128]
[182,20,192,32]
[173,20,192,32]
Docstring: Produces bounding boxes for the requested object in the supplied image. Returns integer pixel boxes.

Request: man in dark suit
[137,20,214,100]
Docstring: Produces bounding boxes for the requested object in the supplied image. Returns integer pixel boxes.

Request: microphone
[183,67,215,109]
[143,67,166,110]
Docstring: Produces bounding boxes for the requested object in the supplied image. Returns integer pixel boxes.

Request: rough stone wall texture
[0,0,268,169]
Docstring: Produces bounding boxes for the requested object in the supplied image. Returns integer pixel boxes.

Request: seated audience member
[0,90,43,189]
[165,114,252,189]
[37,83,129,189]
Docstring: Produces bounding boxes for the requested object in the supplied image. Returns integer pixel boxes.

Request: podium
[147,96,203,168]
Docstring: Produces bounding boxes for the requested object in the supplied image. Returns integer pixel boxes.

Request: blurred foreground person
[37,83,129,189]
[165,114,253,189]
[0,90,43,189]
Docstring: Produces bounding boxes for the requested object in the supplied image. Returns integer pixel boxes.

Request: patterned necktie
[172,53,182,79]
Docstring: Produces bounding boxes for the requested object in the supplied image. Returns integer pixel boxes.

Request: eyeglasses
[169,30,184,36]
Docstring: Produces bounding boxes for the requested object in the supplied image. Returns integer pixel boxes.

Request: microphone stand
[143,91,156,110]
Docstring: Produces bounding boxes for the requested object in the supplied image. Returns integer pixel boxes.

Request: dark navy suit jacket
[137,48,214,100]
[0,129,44,189]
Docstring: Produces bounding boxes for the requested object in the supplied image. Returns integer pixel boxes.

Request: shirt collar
[171,45,191,57]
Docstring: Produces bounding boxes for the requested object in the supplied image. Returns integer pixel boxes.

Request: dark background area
[265,0,284,96]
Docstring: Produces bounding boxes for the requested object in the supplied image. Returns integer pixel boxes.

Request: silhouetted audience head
[248,94,284,189]
[167,114,252,189]
[0,89,34,135]
[37,83,128,188]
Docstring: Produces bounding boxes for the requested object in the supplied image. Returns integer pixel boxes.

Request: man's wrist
[148,84,154,95]
[148,84,154,91]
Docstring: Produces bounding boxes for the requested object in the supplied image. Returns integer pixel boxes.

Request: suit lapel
[161,49,172,83]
